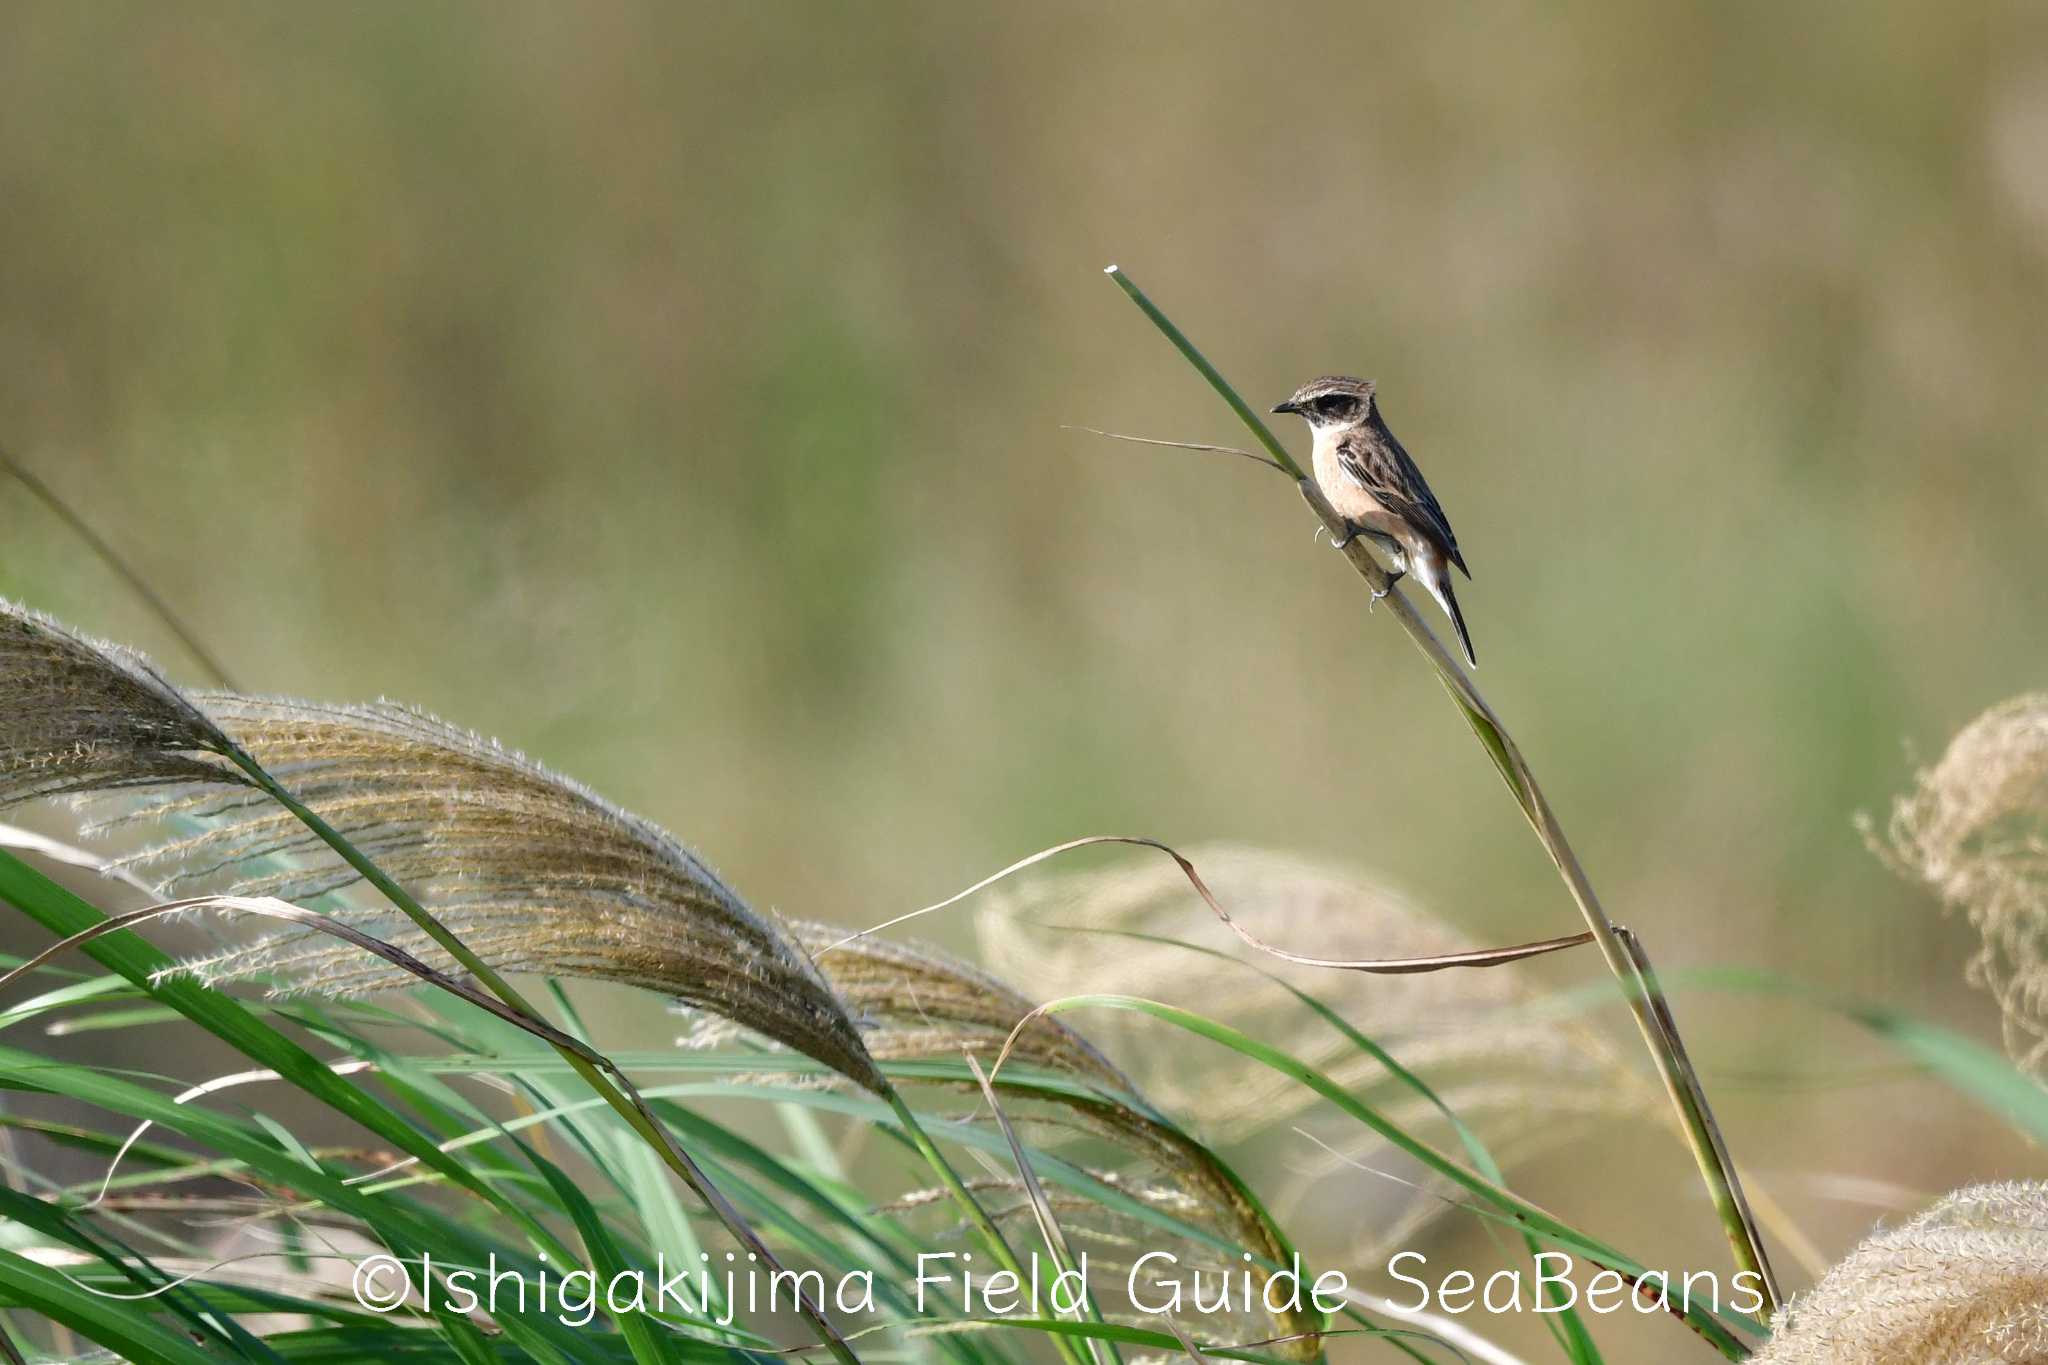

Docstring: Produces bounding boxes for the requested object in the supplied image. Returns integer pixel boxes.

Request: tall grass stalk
[877,1086,1092,1365]
[964,1055,1120,1365]
[1102,263,1781,1316]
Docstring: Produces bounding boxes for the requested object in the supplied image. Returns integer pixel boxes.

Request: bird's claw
[1328,528,1355,551]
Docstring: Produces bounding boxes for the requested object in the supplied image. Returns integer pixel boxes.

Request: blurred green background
[2,2,2045,1358]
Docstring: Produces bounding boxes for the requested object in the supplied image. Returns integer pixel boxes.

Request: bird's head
[1271,375,1375,428]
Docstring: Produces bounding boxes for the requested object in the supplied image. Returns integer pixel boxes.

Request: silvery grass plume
[1868,694,2048,1080]
[127,695,885,1091]
[1751,1182,2048,1364]
[977,845,1660,1257]
[0,602,1315,1353]
[0,599,879,1090]
[0,602,241,802]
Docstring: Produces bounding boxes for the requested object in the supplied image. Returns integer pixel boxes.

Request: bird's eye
[1315,394,1350,416]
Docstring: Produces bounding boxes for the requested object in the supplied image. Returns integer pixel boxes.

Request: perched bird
[1272,375,1476,667]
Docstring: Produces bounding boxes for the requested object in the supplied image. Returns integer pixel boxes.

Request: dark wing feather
[1335,419,1469,577]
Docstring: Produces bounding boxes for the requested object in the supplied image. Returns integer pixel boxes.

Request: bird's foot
[1327,526,1356,550]
[1366,570,1404,611]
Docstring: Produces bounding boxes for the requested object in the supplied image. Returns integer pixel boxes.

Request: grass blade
[1102,263,1780,1319]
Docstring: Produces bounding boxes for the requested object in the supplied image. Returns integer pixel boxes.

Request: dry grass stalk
[1752,1182,2048,1364]
[1868,694,2048,1079]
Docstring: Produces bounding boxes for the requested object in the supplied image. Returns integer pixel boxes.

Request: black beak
[1270,400,1300,415]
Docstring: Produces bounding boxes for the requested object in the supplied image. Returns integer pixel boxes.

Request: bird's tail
[1419,561,1477,668]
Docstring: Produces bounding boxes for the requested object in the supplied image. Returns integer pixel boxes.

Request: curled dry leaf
[977,843,1660,1257]
[1752,1182,2048,1365]
[1869,694,2048,1080]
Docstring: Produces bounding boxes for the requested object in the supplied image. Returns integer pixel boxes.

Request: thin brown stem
[1061,426,1287,474]
[1,448,237,688]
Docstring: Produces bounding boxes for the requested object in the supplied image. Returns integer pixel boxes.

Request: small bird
[1271,375,1476,666]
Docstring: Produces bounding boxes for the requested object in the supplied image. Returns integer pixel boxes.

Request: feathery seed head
[1754,1182,2048,1364]
[1870,694,2048,1079]
[786,923,1130,1086]
[0,600,240,807]
[142,695,885,1090]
